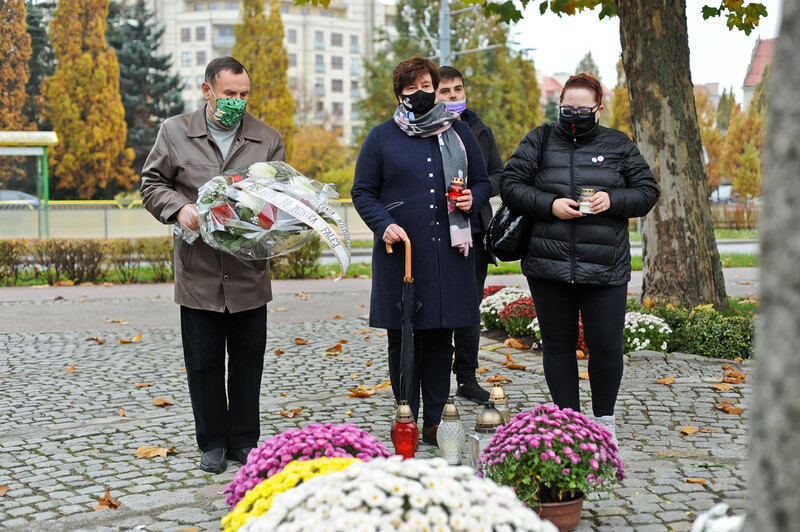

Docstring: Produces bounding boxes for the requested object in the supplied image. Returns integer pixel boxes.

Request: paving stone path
[0,284,752,531]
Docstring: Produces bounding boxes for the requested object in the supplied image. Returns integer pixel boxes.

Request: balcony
[314,40,325,49]
[212,35,236,47]
[350,44,361,53]
[350,89,360,99]
[314,64,325,73]
[314,86,326,96]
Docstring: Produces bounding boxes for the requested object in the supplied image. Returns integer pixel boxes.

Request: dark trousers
[387,327,454,428]
[452,236,489,383]
[180,305,266,451]
[526,278,627,417]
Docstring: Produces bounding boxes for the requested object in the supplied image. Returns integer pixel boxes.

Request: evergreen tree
[0,0,33,191]
[609,58,632,137]
[233,0,295,160]
[106,0,183,175]
[716,87,736,133]
[575,51,601,81]
[42,0,135,199]
[543,97,559,123]
[23,1,55,129]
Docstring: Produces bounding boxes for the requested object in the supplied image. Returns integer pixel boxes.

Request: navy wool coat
[352,118,492,330]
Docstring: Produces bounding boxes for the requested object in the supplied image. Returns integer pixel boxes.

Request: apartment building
[149,0,397,145]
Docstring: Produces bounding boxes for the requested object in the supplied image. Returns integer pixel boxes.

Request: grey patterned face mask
[401,90,436,115]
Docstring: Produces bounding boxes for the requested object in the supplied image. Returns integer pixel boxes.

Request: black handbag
[486,124,551,262]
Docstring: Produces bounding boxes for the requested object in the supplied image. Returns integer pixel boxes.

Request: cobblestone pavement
[0,285,752,532]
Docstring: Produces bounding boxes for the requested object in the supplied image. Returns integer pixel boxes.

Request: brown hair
[560,73,603,104]
[438,65,463,84]
[392,56,440,98]
[205,56,250,87]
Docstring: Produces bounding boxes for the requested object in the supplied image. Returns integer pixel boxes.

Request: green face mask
[209,86,247,127]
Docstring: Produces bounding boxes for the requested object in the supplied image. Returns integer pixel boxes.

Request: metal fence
[0,199,372,239]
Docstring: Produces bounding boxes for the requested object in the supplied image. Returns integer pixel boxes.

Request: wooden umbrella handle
[386,239,412,280]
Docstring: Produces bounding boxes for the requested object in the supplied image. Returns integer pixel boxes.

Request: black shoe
[227,447,254,465]
[422,425,438,446]
[456,380,490,404]
[199,447,227,473]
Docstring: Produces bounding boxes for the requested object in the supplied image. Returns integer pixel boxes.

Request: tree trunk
[617,0,727,307]
[746,1,800,528]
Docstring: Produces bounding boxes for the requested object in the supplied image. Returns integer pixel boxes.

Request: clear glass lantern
[467,402,504,471]
[436,398,465,465]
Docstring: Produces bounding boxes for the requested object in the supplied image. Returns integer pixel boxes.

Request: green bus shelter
[0,131,58,238]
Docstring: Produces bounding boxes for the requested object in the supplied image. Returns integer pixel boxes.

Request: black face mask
[560,112,597,136]
[401,89,436,115]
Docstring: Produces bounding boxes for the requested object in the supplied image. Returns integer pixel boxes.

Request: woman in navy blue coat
[351,57,491,445]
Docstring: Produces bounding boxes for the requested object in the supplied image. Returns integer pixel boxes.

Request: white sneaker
[594,415,618,447]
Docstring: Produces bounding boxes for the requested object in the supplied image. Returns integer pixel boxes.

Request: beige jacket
[140,106,285,313]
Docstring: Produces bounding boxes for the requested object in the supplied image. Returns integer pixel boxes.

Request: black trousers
[526,278,627,417]
[387,327,454,428]
[180,305,266,452]
[452,235,489,384]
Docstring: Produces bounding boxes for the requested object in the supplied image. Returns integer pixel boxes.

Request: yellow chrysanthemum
[221,457,359,532]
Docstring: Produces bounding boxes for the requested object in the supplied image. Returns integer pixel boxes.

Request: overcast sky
[508,0,783,101]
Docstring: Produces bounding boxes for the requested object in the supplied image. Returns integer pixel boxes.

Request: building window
[181,52,192,67]
[331,56,343,70]
[180,27,191,42]
[350,57,360,75]
[314,30,324,49]
[287,29,297,44]
[350,80,358,90]
[301,7,309,15]
[321,9,332,17]
[194,3,206,11]
[288,53,297,67]
[314,77,325,95]
[331,32,343,47]
[225,1,238,9]
[182,76,192,90]
[196,27,206,41]
[350,34,360,53]
[332,102,343,115]
[208,2,219,10]
[280,4,288,13]
[197,74,205,87]
[315,54,324,72]
[196,50,207,65]
[315,101,324,111]
[288,76,297,90]
[219,50,231,57]
[331,79,343,92]
[219,26,234,37]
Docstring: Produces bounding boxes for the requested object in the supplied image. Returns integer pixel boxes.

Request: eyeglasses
[559,103,599,118]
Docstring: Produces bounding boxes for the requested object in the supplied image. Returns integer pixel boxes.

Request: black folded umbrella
[387,239,420,403]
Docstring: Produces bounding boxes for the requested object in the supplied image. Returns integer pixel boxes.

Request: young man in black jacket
[437,66,505,404]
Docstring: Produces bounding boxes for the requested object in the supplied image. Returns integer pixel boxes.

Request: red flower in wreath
[211,203,236,226]
[258,203,278,229]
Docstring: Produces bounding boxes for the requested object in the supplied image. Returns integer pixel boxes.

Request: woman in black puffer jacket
[500,73,659,445]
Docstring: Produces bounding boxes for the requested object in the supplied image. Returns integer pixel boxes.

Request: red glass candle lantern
[390,400,419,459]
[447,176,465,212]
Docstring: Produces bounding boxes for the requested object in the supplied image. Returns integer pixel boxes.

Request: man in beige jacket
[140,56,285,473]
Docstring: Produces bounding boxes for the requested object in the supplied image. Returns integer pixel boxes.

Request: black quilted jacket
[500,121,660,286]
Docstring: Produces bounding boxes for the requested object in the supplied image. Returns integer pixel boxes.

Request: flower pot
[534,497,584,532]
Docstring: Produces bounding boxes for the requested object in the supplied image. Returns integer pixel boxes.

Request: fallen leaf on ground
[344,410,352,415]
[118,408,125,417]
[348,381,392,397]
[721,364,732,371]
[279,392,287,397]
[105,318,129,324]
[153,398,174,407]
[714,401,743,415]
[275,307,288,312]
[576,350,589,359]
[656,376,676,385]
[686,478,707,485]
[94,488,119,510]
[333,315,342,319]
[680,426,697,435]
[732,357,744,363]
[75,298,86,303]
[119,333,143,344]
[487,374,513,384]
[334,356,351,361]
[712,383,734,391]
[483,345,501,352]
[295,338,308,345]
[476,367,489,375]
[699,429,712,433]
[0,485,8,496]
[274,349,284,355]
[280,408,303,418]
[55,280,75,286]
[350,373,359,379]
[725,370,747,381]
[503,338,529,349]
[722,376,742,384]
[740,281,751,285]
[340,340,349,344]
[578,371,589,380]
[135,382,155,387]
[84,336,106,345]
[295,291,311,300]
[504,362,526,370]
[66,364,76,374]
[326,344,343,353]
[135,446,175,459]
[377,331,388,337]
[363,336,370,340]
[365,360,373,366]
[353,329,373,334]
[53,295,65,301]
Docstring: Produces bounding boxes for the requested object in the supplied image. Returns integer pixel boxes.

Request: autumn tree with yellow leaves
[694,87,723,193]
[233,0,295,160]
[609,59,632,138]
[42,0,134,199]
[0,0,33,190]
